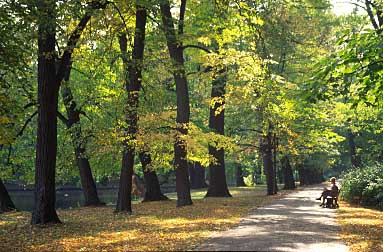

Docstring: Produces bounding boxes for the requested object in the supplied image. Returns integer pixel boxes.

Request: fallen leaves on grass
[337,201,383,252]
[0,186,287,252]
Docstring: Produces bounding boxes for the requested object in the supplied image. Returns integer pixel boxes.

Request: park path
[197,185,349,252]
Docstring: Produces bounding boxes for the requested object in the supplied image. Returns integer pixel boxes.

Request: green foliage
[1,0,381,193]
[341,163,383,209]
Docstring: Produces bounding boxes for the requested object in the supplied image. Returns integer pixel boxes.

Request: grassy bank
[0,186,288,252]
[337,201,383,252]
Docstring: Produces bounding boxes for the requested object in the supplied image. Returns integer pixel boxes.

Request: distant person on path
[316,177,339,207]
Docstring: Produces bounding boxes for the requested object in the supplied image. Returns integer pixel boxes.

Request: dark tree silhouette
[206,73,231,197]
[116,4,147,213]
[160,0,192,207]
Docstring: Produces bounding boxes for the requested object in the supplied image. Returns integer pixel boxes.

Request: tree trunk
[32,0,61,225]
[116,151,133,213]
[160,0,192,207]
[0,179,16,213]
[235,163,246,187]
[206,73,231,197]
[260,134,276,195]
[116,5,147,213]
[281,155,295,189]
[75,147,103,206]
[298,164,308,186]
[273,133,278,193]
[139,152,169,202]
[189,162,208,189]
[348,129,361,168]
[61,84,103,206]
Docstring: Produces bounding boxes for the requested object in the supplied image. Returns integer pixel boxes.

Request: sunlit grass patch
[337,201,383,252]
[0,186,289,252]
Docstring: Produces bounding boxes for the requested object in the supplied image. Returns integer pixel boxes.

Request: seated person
[316,177,339,207]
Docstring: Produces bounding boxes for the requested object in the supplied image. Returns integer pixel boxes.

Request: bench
[325,190,340,209]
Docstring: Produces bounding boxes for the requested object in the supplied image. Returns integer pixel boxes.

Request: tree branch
[57,111,70,127]
[178,0,187,35]
[16,111,38,137]
[23,102,37,109]
[56,0,110,84]
[182,44,211,53]
[366,0,380,31]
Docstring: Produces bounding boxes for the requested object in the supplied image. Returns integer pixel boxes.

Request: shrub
[341,163,383,209]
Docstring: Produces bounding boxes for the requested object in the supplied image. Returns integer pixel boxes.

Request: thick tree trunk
[206,73,231,197]
[116,151,134,213]
[235,163,246,187]
[189,162,208,189]
[139,152,169,202]
[160,0,192,207]
[116,5,147,213]
[61,84,103,206]
[260,134,276,195]
[32,0,61,225]
[347,129,361,168]
[0,179,16,213]
[281,155,295,189]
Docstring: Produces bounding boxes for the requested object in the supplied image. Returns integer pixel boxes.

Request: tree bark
[206,72,231,197]
[272,133,278,193]
[235,162,246,187]
[189,162,208,189]
[139,152,169,202]
[160,0,192,206]
[347,129,361,168]
[116,5,147,213]
[0,178,16,213]
[281,155,295,189]
[32,0,61,224]
[260,134,276,195]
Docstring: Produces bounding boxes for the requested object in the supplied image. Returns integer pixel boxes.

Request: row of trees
[1,0,382,225]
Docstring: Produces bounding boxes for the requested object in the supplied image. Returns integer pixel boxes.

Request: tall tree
[116,3,147,213]
[160,0,192,206]
[260,133,277,195]
[32,0,61,224]
[32,0,109,224]
[206,72,231,197]
[281,155,295,189]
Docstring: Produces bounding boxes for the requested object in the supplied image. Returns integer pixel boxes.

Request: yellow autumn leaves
[0,186,285,252]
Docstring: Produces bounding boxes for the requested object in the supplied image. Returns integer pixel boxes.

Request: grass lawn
[0,186,289,252]
[337,201,383,252]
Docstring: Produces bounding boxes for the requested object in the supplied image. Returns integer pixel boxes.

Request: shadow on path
[197,185,349,252]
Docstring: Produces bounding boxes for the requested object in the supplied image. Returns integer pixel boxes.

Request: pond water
[8,185,175,211]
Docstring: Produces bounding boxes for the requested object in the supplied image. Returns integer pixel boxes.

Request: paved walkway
[198,185,349,252]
